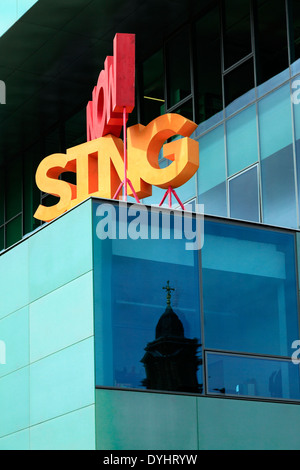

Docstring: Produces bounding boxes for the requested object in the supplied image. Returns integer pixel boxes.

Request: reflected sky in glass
[0,0,38,37]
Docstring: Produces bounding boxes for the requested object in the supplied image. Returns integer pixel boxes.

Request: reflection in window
[142,49,165,125]
[195,5,223,123]
[229,165,260,222]
[259,84,297,228]
[93,202,203,393]
[198,125,227,217]
[165,28,191,109]
[202,220,299,357]
[207,353,300,401]
[223,0,252,69]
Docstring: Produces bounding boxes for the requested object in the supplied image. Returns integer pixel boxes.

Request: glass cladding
[0,0,39,37]
[223,0,252,69]
[207,353,300,401]
[197,125,227,217]
[202,220,299,357]
[226,104,258,176]
[93,201,300,401]
[195,6,223,123]
[224,57,255,114]
[165,28,191,109]
[142,49,165,125]
[254,0,289,89]
[93,201,203,393]
[259,84,297,228]
[229,165,260,222]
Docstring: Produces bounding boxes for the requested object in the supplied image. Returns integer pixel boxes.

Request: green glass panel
[142,48,165,125]
[5,159,22,221]
[226,104,258,176]
[0,226,4,251]
[0,168,4,226]
[23,144,42,234]
[166,27,191,108]
[0,0,17,37]
[64,108,86,150]
[223,0,252,69]
[195,5,223,123]
[6,215,22,248]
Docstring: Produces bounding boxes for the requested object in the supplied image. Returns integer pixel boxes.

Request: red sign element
[86,33,135,141]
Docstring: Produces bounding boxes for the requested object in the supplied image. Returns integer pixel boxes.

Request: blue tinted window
[93,201,203,393]
[226,105,258,176]
[202,220,299,356]
[229,166,259,222]
[198,125,227,217]
[207,353,300,401]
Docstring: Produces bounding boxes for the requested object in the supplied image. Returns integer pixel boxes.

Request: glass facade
[93,200,300,402]
[1,0,300,250]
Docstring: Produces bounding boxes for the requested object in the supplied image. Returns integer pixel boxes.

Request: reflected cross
[163,280,175,306]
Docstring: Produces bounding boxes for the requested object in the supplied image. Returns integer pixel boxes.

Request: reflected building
[141,281,202,393]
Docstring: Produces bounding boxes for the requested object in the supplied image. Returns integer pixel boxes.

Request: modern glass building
[1,0,300,450]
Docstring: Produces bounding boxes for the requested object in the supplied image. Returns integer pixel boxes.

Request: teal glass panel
[30,272,94,362]
[0,307,29,378]
[202,220,299,356]
[6,214,22,248]
[226,105,258,176]
[197,125,227,217]
[93,201,203,393]
[17,0,39,18]
[229,166,260,222]
[96,389,198,450]
[0,429,30,450]
[30,406,95,450]
[292,75,300,226]
[0,240,29,320]
[0,1,17,37]
[259,84,293,158]
[259,84,297,228]
[5,159,22,221]
[207,353,300,401]
[28,199,93,303]
[30,338,95,426]
[0,367,29,437]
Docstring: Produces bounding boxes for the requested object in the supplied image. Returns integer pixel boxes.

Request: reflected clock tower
[141,281,202,393]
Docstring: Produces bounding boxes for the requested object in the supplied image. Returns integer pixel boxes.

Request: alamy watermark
[0,80,5,104]
[0,340,6,365]
[95,202,204,251]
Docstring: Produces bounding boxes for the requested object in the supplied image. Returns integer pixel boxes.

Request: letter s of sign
[291,340,300,365]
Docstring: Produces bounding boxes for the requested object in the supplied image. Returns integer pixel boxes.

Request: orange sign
[34,34,199,223]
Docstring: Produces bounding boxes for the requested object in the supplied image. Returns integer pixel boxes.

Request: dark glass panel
[229,166,260,222]
[5,215,22,248]
[64,108,86,150]
[5,158,22,221]
[93,201,203,393]
[142,49,165,125]
[166,28,191,108]
[254,0,289,86]
[223,0,252,69]
[195,5,223,123]
[202,220,299,356]
[289,0,300,63]
[0,226,4,251]
[207,353,300,401]
[23,143,42,234]
[224,57,255,109]
[0,167,4,226]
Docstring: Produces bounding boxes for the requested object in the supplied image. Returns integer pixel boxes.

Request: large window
[93,200,300,402]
